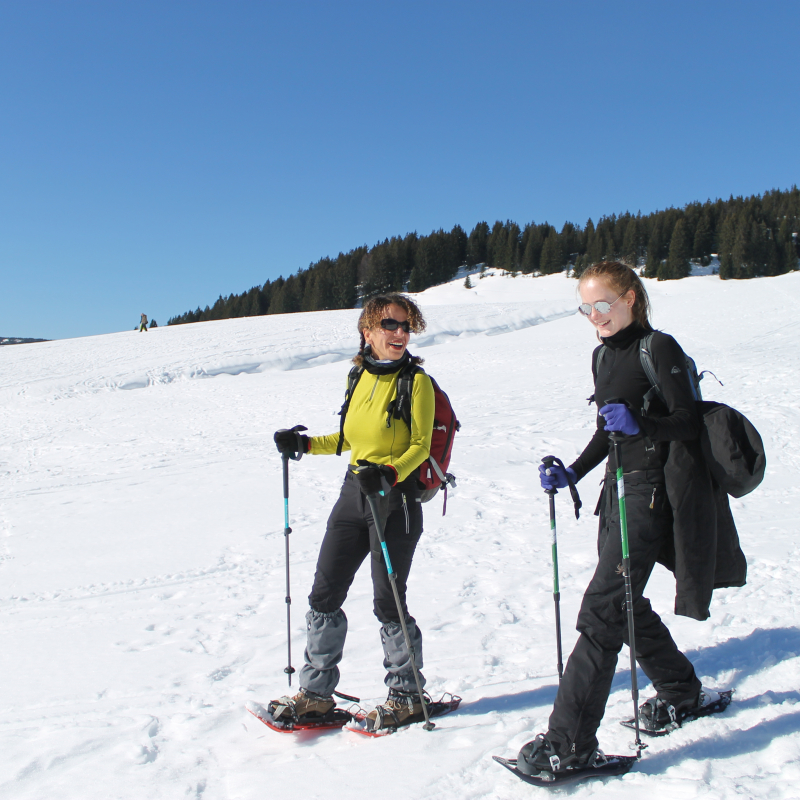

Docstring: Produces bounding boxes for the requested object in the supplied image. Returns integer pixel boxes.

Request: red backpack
[337,363,460,514]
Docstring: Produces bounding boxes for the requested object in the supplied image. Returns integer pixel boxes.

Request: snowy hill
[0,337,49,346]
[2,271,800,799]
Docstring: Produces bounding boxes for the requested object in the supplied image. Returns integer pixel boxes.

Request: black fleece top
[569,322,701,480]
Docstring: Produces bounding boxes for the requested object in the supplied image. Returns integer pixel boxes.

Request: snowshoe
[515,733,603,775]
[246,689,353,733]
[621,688,732,736]
[348,692,461,737]
[493,753,637,788]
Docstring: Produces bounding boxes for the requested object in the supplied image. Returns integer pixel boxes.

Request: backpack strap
[589,345,607,405]
[386,363,422,429]
[638,332,666,414]
[337,365,364,456]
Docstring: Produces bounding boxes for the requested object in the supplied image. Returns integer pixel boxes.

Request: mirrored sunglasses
[578,291,625,316]
[380,318,411,333]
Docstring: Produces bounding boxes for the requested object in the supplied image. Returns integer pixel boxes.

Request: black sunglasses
[380,318,411,333]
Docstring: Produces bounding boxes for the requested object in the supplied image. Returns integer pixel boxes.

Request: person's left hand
[599,403,640,435]
[354,460,397,496]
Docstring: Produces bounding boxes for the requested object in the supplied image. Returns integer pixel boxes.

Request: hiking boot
[365,689,426,732]
[516,733,604,777]
[638,689,703,731]
[267,689,335,722]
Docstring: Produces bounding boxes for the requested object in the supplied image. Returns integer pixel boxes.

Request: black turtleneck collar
[602,321,649,350]
[362,347,412,375]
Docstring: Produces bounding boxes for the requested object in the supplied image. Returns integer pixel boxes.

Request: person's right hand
[274,425,309,458]
[538,460,576,490]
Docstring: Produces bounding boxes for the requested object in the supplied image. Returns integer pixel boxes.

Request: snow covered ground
[2,270,799,799]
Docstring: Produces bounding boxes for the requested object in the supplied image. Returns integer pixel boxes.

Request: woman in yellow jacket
[269,293,435,731]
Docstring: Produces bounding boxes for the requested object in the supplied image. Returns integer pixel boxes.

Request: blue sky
[2,1,798,339]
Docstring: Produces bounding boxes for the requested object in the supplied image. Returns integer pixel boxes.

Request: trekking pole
[541,456,564,683]
[282,453,296,687]
[364,490,435,731]
[277,425,308,687]
[609,432,645,755]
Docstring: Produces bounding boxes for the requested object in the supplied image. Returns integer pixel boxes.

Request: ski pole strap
[547,456,582,519]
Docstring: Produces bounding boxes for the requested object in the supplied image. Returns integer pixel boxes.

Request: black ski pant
[299,470,424,696]
[547,470,701,753]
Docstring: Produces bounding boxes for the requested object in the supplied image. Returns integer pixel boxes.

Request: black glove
[354,460,397,496]
[274,425,309,460]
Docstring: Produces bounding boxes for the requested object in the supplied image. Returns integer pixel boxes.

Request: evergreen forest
[168,187,800,326]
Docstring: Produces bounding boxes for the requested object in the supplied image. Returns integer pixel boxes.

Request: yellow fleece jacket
[310,367,435,483]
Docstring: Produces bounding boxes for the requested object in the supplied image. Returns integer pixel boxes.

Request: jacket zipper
[369,374,379,401]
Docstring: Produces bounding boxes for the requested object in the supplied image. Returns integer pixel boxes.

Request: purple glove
[539,462,577,490]
[599,403,640,435]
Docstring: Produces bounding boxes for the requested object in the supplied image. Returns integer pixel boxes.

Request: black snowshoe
[621,688,733,736]
[494,733,637,788]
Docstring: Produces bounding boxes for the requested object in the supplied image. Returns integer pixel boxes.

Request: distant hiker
[268,294,440,732]
[514,261,745,777]
[139,313,148,332]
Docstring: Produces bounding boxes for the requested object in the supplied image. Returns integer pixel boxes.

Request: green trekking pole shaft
[610,432,644,752]
[548,489,564,682]
[542,457,563,682]
[282,454,296,687]
[365,492,434,731]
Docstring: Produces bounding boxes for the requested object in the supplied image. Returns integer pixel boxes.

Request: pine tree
[717,214,737,279]
[560,221,579,264]
[661,218,690,280]
[501,222,521,271]
[464,274,473,288]
[467,221,489,266]
[585,219,603,264]
[777,218,799,273]
[729,215,751,279]
[450,224,468,269]
[644,218,663,277]
[539,229,563,274]
[486,221,507,267]
[520,223,545,273]
[692,211,713,262]
[621,217,639,267]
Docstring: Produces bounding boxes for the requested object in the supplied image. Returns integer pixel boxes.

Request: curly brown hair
[353,293,426,365]
[579,261,653,332]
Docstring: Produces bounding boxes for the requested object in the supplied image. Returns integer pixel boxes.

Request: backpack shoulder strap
[589,345,607,405]
[388,363,423,429]
[337,365,364,455]
[638,331,667,416]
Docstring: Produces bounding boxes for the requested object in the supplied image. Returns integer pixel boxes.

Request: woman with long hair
[516,261,721,776]
[267,293,435,732]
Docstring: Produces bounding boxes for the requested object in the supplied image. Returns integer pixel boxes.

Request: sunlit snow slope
[1,271,799,799]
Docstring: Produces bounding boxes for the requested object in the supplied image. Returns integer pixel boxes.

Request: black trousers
[308,471,423,624]
[547,471,701,752]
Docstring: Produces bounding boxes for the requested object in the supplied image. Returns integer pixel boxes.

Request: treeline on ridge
[168,187,800,326]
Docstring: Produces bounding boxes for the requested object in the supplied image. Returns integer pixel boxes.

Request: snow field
[1,271,799,798]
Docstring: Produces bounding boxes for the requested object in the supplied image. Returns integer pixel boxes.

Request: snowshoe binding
[246,689,354,733]
[494,733,637,788]
[349,691,461,737]
[621,687,733,736]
